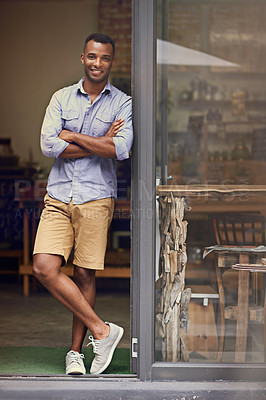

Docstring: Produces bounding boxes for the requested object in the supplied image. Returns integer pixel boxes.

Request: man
[32,33,133,375]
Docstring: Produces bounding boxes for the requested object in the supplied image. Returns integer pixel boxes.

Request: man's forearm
[58,143,91,159]
[73,133,116,159]
[60,130,116,159]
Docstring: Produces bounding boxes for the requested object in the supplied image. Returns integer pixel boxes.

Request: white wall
[0,0,98,172]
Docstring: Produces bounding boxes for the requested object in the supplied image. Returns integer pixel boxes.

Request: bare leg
[33,254,109,340]
[70,266,96,353]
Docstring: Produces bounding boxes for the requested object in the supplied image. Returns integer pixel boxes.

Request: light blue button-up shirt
[41,78,133,204]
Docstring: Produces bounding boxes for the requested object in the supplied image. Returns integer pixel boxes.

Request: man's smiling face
[81,40,115,85]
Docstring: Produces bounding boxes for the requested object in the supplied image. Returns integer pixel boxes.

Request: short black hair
[83,33,115,55]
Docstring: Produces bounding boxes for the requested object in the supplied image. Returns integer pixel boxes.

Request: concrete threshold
[0,376,265,400]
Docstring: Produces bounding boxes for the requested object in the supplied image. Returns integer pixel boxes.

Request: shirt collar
[77,78,111,95]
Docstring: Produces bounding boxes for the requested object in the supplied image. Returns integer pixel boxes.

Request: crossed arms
[58,119,124,159]
[41,91,133,161]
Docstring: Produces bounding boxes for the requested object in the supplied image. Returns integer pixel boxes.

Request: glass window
[155,0,266,364]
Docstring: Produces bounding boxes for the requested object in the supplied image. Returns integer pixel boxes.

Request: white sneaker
[87,322,124,375]
[65,350,86,375]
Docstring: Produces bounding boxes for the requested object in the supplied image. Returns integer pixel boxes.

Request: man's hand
[105,119,124,137]
[59,130,75,143]
[58,118,124,159]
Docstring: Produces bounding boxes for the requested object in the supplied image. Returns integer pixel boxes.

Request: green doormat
[0,347,130,375]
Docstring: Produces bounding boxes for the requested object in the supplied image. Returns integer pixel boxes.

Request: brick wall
[98,0,131,76]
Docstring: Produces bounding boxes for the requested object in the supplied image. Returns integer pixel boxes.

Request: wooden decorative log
[156,194,191,362]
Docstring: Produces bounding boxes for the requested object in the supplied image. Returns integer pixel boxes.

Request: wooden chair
[208,213,266,362]
[210,213,265,247]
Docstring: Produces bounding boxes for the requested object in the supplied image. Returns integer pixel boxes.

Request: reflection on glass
[155,0,266,364]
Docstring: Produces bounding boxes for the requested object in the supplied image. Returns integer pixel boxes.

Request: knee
[32,254,60,282]
[32,256,48,280]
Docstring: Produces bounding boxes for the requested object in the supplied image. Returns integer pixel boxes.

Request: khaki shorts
[33,194,114,270]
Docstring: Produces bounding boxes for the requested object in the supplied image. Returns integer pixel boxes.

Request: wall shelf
[178,100,266,109]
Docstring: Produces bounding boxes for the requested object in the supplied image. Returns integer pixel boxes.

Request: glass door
[155,0,266,373]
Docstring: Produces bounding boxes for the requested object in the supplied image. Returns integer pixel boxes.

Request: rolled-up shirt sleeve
[112,97,133,161]
[41,91,69,158]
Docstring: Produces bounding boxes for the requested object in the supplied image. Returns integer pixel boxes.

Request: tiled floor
[0,277,130,349]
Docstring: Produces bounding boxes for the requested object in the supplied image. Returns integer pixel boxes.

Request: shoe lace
[87,335,100,354]
[68,351,84,364]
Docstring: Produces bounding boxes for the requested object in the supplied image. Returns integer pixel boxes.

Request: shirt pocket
[92,112,114,137]
[62,110,80,132]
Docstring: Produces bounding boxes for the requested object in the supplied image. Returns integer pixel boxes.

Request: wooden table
[156,185,266,363]
[232,261,266,362]
[204,245,266,363]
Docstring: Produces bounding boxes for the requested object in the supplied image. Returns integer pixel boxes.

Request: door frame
[131,0,157,380]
